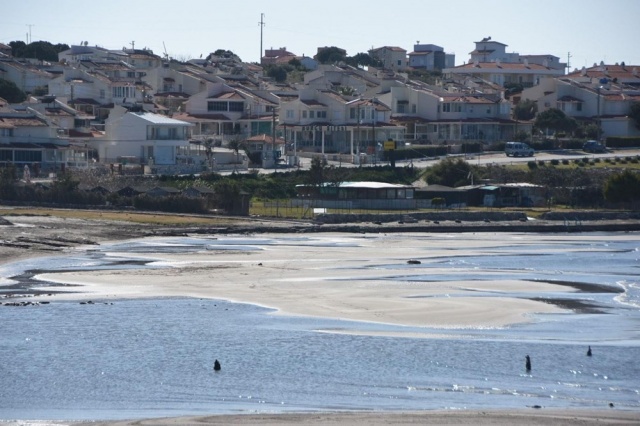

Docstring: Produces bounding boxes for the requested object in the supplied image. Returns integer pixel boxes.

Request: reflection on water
[1,233,639,420]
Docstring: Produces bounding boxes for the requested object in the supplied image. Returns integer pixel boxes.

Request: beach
[73,409,640,425]
[2,212,640,425]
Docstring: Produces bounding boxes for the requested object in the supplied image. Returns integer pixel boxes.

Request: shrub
[562,159,569,165]
[431,197,446,208]
[527,161,537,170]
[538,160,545,166]
[550,159,559,165]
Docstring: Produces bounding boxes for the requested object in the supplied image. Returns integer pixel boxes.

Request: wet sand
[2,213,640,424]
[67,409,640,425]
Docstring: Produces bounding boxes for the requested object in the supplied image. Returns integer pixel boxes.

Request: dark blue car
[583,140,606,153]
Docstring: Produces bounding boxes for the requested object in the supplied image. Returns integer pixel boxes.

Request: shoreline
[69,409,640,425]
[2,215,640,424]
[2,214,638,332]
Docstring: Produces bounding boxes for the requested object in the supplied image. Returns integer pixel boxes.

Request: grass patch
[0,207,242,226]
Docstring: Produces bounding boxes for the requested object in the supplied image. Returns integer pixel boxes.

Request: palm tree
[227,137,246,172]
[203,138,214,169]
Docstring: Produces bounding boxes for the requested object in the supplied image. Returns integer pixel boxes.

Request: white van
[505,142,534,157]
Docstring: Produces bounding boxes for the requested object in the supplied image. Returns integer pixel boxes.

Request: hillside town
[1,36,639,178]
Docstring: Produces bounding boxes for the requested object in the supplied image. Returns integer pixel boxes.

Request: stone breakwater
[314,211,527,224]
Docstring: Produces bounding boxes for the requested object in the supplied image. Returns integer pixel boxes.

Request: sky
[2,0,639,70]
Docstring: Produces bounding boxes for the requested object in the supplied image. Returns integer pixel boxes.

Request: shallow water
[1,232,639,420]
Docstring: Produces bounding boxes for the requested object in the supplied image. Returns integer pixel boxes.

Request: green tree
[265,65,289,82]
[534,108,576,137]
[316,47,347,64]
[0,78,27,102]
[604,170,640,203]
[423,157,473,187]
[10,41,69,62]
[630,102,640,130]
[336,86,357,96]
[227,137,247,170]
[344,53,382,68]
[305,155,328,187]
[288,58,302,68]
[513,99,537,121]
[210,49,240,61]
[9,41,26,56]
[504,82,524,95]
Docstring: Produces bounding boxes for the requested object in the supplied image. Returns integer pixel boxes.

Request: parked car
[505,142,534,157]
[583,140,606,153]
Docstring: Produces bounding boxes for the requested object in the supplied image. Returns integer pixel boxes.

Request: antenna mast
[566,52,572,73]
[26,24,34,44]
[259,13,265,63]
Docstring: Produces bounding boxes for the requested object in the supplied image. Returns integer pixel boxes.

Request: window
[302,110,308,119]
[15,150,42,162]
[168,128,177,139]
[112,86,135,98]
[350,108,356,119]
[286,109,294,119]
[99,89,105,99]
[0,128,13,136]
[309,111,315,118]
[208,101,227,112]
[127,72,135,78]
[317,111,327,118]
[229,102,244,112]
[397,103,406,113]
[577,103,583,111]
[411,104,416,113]
[442,103,451,112]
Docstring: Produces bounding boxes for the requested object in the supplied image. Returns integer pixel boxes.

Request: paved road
[221,148,640,175]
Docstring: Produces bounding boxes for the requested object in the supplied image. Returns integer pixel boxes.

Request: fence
[250,198,421,219]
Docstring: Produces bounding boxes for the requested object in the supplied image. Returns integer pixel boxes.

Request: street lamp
[596,85,603,142]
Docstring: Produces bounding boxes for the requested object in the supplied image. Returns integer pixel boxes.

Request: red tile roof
[453,62,553,71]
[246,133,286,144]
[566,64,640,82]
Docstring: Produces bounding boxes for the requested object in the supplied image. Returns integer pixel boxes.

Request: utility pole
[26,24,34,44]
[566,52,572,74]
[258,13,265,63]
[271,108,277,172]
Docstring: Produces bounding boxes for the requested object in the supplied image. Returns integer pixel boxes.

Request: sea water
[1,233,639,421]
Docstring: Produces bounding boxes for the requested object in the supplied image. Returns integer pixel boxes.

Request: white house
[521,69,640,138]
[0,57,56,93]
[369,46,407,71]
[408,44,455,71]
[378,83,517,144]
[0,104,76,174]
[96,106,193,165]
[443,60,565,88]
[173,82,278,144]
[279,88,403,156]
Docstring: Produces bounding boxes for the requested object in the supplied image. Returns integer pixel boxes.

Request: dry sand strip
[67,409,640,426]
